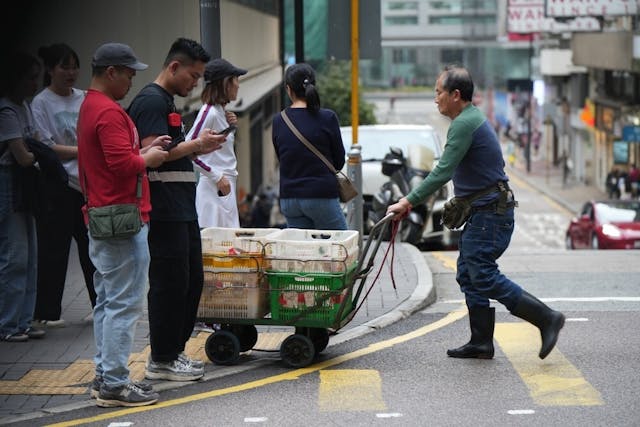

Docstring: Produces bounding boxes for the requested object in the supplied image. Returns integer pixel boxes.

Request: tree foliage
[316,60,376,126]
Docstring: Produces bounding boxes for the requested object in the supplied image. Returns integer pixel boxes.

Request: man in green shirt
[387,66,564,360]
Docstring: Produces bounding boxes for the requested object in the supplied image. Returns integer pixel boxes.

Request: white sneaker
[33,319,66,328]
[178,352,204,370]
[193,322,215,333]
[145,358,204,381]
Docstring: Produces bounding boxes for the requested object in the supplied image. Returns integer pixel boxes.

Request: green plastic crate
[267,266,357,327]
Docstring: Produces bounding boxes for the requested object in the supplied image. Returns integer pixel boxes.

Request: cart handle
[355,212,396,277]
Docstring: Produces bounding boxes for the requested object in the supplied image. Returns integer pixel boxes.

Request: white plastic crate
[264,229,359,273]
[201,227,278,255]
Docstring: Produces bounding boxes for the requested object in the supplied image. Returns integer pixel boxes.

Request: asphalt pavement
[0,152,607,425]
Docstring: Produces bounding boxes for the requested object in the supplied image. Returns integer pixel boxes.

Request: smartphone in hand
[216,125,237,135]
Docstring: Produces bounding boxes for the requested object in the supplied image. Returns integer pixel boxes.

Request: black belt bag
[442,181,516,230]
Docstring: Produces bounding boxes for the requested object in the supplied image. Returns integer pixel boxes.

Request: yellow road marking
[46,310,468,426]
[319,370,386,412]
[495,322,603,406]
[431,251,457,271]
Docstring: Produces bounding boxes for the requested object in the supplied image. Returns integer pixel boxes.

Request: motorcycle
[368,145,436,245]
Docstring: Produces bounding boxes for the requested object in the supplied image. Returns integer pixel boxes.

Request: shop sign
[546,0,637,17]
[622,125,640,142]
[596,104,617,133]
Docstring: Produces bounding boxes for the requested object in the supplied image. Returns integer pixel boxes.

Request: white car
[340,124,458,249]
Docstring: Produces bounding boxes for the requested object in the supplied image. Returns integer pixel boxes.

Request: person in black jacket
[271,63,347,230]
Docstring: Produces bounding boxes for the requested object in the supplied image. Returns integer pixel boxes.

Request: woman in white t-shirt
[187,58,247,228]
[31,44,96,327]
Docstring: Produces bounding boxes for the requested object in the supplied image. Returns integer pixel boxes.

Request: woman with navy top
[271,63,347,230]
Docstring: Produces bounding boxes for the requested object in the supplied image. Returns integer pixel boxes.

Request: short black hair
[38,43,80,87]
[163,37,210,67]
[440,65,474,102]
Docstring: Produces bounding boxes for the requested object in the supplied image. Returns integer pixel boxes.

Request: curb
[330,243,435,345]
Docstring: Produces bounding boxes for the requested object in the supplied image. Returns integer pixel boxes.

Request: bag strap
[280,110,338,174]
[82,174,142,204]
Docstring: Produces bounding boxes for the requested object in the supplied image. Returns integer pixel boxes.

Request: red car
[566,200,640,250]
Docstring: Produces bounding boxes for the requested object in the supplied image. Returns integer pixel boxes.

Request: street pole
[347,0,363,248]
[526,35,533,173]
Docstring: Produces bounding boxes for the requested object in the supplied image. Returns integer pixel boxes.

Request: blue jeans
[90,225,150,387]
[456,208,522,311]
[0,167,38,336]
[280,198,347,230]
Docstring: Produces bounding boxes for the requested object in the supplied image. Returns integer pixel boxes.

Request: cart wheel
[280,334,315,368]
[232,325,258,352]
[294,327,330,354]
[205,330,240,365]
[309,328,330,353]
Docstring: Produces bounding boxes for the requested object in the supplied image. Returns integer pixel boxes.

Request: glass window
[388,1,418,10]
[441,49,463,64]
[429,15,495,25]
[392,49,417,64]
[340,128,442,160]
[596,201,640,223]
[384,16,419,25]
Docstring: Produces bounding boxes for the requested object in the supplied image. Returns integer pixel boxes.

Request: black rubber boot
[510,290,565,359]
[447,306,495,359]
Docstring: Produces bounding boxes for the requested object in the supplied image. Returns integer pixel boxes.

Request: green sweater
[407,104,506,206]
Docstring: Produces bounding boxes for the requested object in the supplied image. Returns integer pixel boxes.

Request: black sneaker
[96,382,159,407]
[89,376,154,399]
[23,327,46,339]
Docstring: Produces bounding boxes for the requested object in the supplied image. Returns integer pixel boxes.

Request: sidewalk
[508,151,607,214]
[0,235,433,424]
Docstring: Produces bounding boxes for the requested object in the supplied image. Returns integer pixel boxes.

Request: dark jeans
[147,220,203,362]
[456,208,522,311]
[34,186,96,320]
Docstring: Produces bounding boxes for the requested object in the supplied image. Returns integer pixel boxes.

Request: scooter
[368,145,436,245]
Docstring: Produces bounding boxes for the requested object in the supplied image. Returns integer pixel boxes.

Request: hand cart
[196,213,395,368]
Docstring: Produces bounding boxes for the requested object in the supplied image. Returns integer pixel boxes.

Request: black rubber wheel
[231,325,258,352]
[280,334,315,368]
[205,330,240,365]
[308,328,330,353]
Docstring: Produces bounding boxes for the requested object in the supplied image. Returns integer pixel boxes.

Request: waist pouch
[442,181,515,230]
[442,197,473,230]
[88,204,142,239]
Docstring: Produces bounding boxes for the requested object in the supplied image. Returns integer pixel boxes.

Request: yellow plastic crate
[197,270,269,319]
[200,227,278,270]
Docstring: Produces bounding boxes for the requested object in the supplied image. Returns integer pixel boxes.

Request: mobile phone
[164,136,184,151]
[216,125,237,135]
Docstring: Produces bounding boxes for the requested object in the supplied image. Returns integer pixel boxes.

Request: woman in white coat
[187,58,247,228]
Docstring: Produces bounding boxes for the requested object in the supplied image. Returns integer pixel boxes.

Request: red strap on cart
[353,214,403,317]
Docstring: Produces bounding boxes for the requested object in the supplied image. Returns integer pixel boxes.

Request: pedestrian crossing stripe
[495,322,603,406]
[319,370,386,412]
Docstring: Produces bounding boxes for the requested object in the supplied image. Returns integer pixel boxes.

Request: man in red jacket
[77,42,169,408]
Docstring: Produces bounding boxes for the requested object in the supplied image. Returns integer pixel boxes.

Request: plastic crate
[197,270,269,319]
[201,227,278,270]
[266,266,357,327]
[264,229,359,273]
